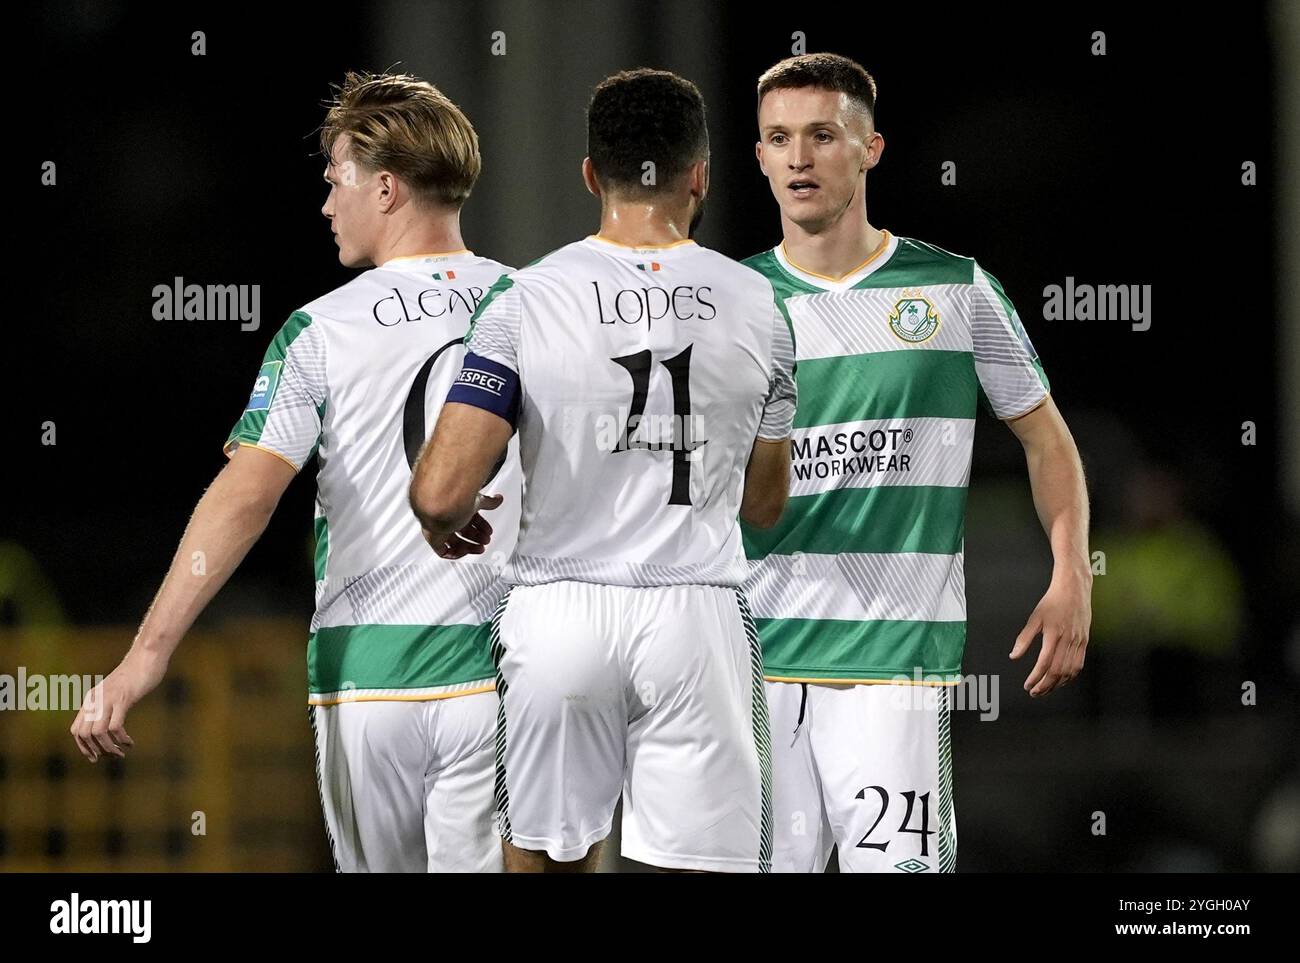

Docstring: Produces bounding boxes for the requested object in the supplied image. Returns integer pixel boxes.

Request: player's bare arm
[70,445,296,762]
[409,401,512,559]
[740,437,790,528]
[1005,395,1092,697]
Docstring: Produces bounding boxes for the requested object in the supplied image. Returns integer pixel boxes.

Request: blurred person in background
[1089,460,1243,720]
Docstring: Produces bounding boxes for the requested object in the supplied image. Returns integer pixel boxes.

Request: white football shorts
[766,680,957,873]
[310,691,502,872]
[490,581,772,872]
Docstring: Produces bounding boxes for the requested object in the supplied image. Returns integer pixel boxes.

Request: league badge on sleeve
[245,360,283,412]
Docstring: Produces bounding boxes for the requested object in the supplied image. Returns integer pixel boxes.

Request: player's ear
[755,140,767,176]
[581,157,601,198]
[376,170,398,212]
[864,131,885,172]
[690,157,709,199]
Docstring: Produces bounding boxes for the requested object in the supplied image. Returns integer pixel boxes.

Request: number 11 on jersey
[608,344,707,506]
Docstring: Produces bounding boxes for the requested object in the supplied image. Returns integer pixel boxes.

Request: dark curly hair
[587,68,708,197]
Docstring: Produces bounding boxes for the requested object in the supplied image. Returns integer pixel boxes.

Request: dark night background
[3,1,1295,872]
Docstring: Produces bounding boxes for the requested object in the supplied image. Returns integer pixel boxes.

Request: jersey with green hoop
[741,232,1049,683]
[225,251,520,705]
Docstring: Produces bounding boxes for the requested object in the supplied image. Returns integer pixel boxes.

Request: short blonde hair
[320,70,481,208]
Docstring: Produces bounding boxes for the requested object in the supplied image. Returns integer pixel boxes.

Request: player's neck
[373,213,468,265]
[781,207,885,281]
[596,198,693,248]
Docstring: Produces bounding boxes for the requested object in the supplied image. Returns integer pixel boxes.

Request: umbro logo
[894,858,930,873]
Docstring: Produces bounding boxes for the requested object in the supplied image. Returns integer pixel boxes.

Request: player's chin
[336,246,367,269]
[781,203,832,233]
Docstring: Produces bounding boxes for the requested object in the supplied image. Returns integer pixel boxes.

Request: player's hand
[70,647,168,762]
[1010,571,1092,697]
[423,493,504,560]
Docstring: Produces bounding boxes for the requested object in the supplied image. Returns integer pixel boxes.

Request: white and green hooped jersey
[741,232,1049,683]
[224,251,521,704]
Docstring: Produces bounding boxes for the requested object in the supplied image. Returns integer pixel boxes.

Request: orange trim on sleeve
[1002,391,1052,423]
[224,439,301,472]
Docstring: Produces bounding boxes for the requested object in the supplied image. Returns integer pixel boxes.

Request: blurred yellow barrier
[0,621,330,872]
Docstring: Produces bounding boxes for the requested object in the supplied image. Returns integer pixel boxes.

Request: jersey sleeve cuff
[223,436,303,472]
[997,388,1051,422]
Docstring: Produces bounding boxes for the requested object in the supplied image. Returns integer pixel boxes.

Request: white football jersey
[450,236,796,588]
[225,250,522,703]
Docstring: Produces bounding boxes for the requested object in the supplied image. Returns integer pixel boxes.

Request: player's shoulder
[484,238,590,299]
[512,238,592,276]
[740,246,781,276]
[293,272,381,324]
[683,243,778,299]
[441,253,515,279]
[688,241,755,273]
[506,237,772,298]
[889,235,980,285]
[738,247,791,301]
[297,254,515,323]
[292,268,411,326]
